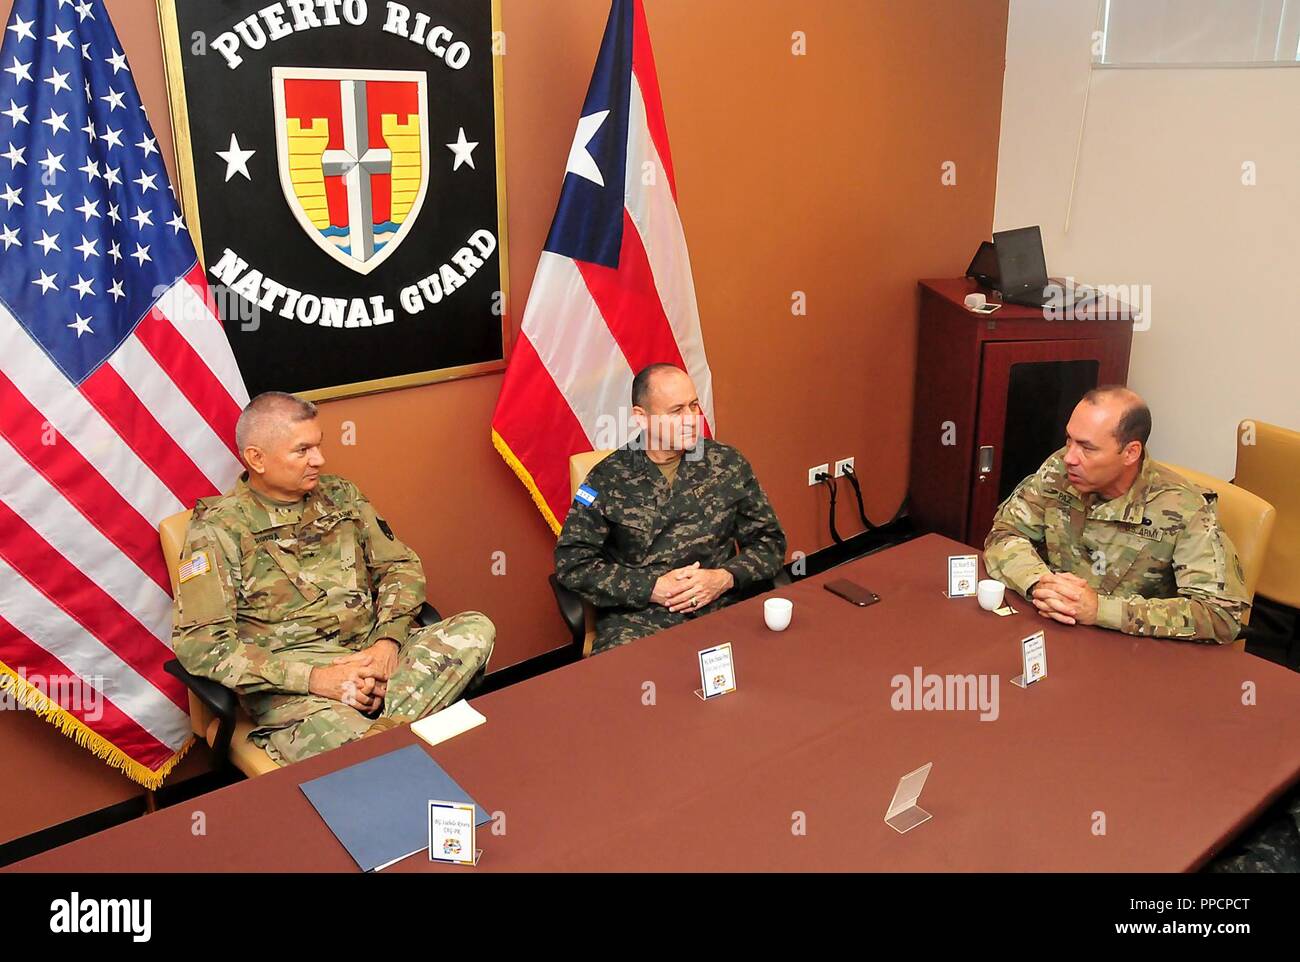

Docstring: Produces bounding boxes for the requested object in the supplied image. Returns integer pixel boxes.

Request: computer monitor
[965,241,999,288]
[992,226,1049,296]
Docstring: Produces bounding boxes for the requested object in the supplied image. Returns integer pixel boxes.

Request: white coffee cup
[977,579,1006,611]
[764,597,793,631]
[964,292,987,310]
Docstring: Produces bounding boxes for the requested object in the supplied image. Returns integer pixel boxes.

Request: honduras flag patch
[574,483,598,508]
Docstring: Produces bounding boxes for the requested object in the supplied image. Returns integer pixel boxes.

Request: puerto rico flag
[491,0,714,533]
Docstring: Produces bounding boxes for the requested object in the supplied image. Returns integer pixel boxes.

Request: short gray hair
[235,391,318,457]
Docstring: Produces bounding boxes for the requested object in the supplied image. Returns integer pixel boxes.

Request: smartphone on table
[824,579,880,607]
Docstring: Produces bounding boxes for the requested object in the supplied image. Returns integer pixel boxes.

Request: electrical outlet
[834,457,855,478]
[808,463,829,486]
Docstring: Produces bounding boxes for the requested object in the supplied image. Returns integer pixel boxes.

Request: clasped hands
[651,561,735,614]
[307,638,401,713]
[1031,571,1099,626]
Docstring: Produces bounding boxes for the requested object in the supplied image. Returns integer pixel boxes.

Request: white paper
[373,847,423,872]
[411,700,486,748]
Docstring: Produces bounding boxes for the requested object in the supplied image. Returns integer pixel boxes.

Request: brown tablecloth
[12,534,1300,872]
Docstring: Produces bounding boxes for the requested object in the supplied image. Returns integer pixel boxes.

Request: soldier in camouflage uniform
[985,387,1249,644]
[987,388,1299,871]
[172,392,494,766]
[555,364,787,653]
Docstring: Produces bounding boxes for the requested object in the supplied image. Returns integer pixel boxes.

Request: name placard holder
[884,762,934,835]
[1011,630,1048,689]
[428,801,481,866]
[695,642,737,701]
[944,555,979,599]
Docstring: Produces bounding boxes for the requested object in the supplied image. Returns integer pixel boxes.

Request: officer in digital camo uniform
[984,386,1249,644]
[555,364,787,653]
[172,392,494,765]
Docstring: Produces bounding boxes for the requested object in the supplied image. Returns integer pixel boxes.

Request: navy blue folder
[299,744,490,872]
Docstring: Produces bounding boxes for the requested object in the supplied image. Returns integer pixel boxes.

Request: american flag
[0,0,248,787]
[491,0,713,532]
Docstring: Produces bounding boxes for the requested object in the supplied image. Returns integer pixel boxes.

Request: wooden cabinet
[908,278,1135,548]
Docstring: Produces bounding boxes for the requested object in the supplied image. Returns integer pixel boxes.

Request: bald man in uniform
[555,364,786,652]
[985,386,1250,643]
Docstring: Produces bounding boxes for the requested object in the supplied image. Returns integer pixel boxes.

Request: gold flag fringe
[491,428,563,536]
[0,657,193,790]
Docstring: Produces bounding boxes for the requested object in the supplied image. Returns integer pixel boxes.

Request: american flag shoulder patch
[574,483,598,508]
[178,551,211,584]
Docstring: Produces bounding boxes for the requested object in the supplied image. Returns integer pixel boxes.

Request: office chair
[1156,462,1276,651]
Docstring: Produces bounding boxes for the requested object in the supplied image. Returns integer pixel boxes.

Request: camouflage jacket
[984,449,1250,644]
[171,474,426,698]
[555,438,787,649]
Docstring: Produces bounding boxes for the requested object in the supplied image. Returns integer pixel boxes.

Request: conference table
[12,534,1300,872]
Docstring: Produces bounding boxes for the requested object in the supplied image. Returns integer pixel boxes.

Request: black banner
[0,871,1290,946]
[160,0,508,399]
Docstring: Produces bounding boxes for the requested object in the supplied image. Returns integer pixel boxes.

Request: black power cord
[815,471,844,545]
[842,463,909,530]
[840,463,876,532]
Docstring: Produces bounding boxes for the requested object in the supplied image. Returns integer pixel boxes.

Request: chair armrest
[164,659,238,767]
[164,659,236,722]
[417,602,442,627]
[460,663,488,700]
[733,574,784,603]
[548,574,586,650]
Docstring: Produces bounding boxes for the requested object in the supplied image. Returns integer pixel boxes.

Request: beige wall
[995,0,1300,479]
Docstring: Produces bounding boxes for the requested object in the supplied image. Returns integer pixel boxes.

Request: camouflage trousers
[251,611,495,766]
[592,596,733,653]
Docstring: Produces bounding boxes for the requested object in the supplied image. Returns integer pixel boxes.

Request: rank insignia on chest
[574,484,598,508]
[178,551,211,583]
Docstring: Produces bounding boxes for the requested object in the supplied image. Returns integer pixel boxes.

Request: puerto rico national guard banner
[159,0,509,400]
